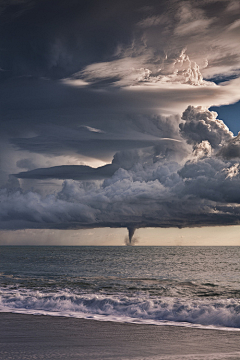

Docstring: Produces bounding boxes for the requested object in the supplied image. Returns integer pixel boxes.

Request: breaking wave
[1,286,240,331]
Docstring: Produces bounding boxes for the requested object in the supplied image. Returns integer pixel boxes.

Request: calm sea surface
[1,246,240,330]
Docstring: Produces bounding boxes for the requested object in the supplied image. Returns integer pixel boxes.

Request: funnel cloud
[126,227,136,246]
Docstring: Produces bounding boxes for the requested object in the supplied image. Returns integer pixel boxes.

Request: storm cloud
[1,106,240,231]
[179,105,233,148]
[1,0,240,237]
[1,0,240,81]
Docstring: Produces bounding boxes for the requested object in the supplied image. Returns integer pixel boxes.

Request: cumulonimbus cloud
[1,0,240,238]
[1,105,240,231]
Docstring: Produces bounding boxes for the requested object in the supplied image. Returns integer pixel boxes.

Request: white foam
[123,353,240,360]
[1,286,240,331]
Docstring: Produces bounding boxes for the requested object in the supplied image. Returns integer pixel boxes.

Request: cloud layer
[1,0,240,237]
[1,0,240,81]
[1,106,240,231]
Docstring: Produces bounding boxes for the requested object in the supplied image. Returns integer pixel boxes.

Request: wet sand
[1,313,240,359]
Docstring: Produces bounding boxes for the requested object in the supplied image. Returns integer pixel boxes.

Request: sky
[1,0,240,245]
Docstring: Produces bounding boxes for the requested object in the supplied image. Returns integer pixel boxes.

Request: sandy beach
[1,313,240,360]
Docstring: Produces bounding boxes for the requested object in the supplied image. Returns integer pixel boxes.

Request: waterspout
[127,227,136,245]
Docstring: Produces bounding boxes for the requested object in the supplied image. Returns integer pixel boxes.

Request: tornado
[127,227,136,245]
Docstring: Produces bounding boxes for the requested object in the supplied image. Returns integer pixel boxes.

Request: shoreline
[1,310,240,333]
[1,313,240,359]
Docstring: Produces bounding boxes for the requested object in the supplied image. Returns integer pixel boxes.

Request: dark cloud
[11,129,183,162]
[16,158,36,170]
[0,0,169,79]
[1,106,240,231]
[179,157,240,203]
[1,75,237,147]
[13,140,187,180]
[2,151,240,230]
[14,164,119,180]
[1,1,240,237]
[1,0,240,81]
[217,134,240,159]
[179,105,233,148]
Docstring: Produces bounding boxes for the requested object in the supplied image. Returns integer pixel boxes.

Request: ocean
[1,246,240,331]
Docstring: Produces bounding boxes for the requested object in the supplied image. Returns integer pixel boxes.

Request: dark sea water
[1,246,240,331]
